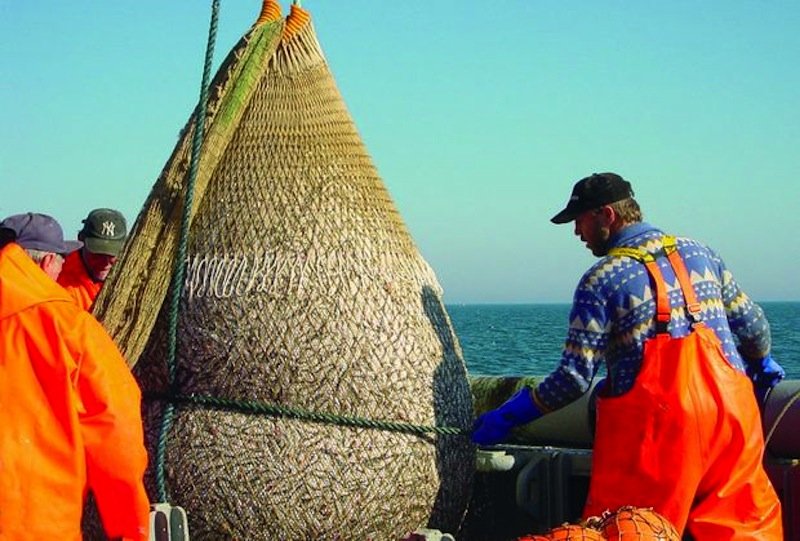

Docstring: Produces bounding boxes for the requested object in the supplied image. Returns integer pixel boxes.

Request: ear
[598,205,617,226]
[39,252,61,276]
[40,252,57,269]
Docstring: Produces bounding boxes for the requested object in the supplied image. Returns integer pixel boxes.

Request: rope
[147,392,465,437]
[764,387,800,448]
[155,0,221,504]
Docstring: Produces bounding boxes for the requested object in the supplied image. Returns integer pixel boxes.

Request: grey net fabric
[132,9,474,541]
[91,12,284,367]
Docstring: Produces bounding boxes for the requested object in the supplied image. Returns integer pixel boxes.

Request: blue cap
[0,213,83,255]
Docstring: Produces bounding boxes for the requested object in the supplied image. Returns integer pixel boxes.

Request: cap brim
[61,240,83,255]
[550,208,579,224]
[84,236,124,257]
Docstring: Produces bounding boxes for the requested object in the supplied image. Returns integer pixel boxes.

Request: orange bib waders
[583,238,783,539]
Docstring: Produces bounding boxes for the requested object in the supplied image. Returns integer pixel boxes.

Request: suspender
[608,235,702,335]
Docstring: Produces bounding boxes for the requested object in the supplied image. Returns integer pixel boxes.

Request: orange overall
[582,239,783,539]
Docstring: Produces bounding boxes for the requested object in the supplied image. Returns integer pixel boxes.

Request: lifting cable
[155,0,221,504]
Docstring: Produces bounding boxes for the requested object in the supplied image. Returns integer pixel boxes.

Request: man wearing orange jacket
[58,208,127,311]
[0,212,149,541]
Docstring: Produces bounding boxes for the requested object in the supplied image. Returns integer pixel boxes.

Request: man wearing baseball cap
[58,207,128,311]
[0,212,149,540]
[0,211,82,278]
[472,173,784,539]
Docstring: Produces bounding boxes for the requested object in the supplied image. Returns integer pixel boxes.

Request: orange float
[543,524,606,540]
[599,506,680,541]
[517,506,679,541]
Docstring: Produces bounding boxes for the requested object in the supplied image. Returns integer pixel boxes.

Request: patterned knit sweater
[533,222,771,412]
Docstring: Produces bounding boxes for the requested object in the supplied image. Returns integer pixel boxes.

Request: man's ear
[39,252,58,272]
[599,205,617,226]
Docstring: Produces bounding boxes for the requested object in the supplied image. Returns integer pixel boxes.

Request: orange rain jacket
[0,243,149,541]
[57,249,101,311]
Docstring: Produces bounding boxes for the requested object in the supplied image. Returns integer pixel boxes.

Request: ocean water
[447,301,800,379]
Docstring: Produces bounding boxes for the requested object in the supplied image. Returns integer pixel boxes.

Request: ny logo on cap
[101,221,116,237]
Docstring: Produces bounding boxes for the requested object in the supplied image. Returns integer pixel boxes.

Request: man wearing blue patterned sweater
[473,172,784,539]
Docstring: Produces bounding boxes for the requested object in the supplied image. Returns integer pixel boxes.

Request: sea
[447,301,800,379]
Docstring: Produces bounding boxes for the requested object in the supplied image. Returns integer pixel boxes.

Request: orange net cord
[254,0,281,26]
[282,3,311,40]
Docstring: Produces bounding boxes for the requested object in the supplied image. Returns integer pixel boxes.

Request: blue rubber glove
[746,354,785,406]
[471,387,543,446]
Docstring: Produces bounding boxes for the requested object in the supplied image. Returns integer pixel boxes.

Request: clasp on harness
[686,302,703,325]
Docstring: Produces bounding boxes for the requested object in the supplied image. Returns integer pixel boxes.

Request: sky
[2,1,799,304]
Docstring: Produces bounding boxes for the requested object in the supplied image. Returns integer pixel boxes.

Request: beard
[590,226,612,257]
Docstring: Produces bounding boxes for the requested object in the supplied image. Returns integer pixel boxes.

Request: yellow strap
[607,246,653,263]
[609,238,671,332]
[662,235,678,255]
[608,235,678,262]
[609,235,703,331]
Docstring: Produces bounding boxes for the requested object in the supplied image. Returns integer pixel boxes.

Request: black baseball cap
[550,172,634,224]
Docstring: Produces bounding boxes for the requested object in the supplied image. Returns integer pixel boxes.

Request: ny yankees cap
[80,208,128,257]
[0,212,83,255]
[550,172,634,224]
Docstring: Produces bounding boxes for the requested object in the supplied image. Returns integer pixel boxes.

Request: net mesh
[104,4,473,539]
[598,506,681,541]
[92,6,285,367]
[542,524,606,540]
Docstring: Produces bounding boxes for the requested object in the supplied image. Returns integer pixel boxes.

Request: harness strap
[664,240,702,319]
[608,235,701,335]
[644,258,671,333]
[607,246,655,263]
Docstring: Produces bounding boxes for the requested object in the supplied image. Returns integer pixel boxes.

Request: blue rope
[156,0,221,504]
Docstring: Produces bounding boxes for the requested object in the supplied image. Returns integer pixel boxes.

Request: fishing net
[516,506,680,541]
[117,2,473,539]
[596,506,681,541]
[91,0,284,367]
[541,524,606,540]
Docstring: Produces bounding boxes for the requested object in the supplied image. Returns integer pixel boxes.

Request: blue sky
[2,1,798,303]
